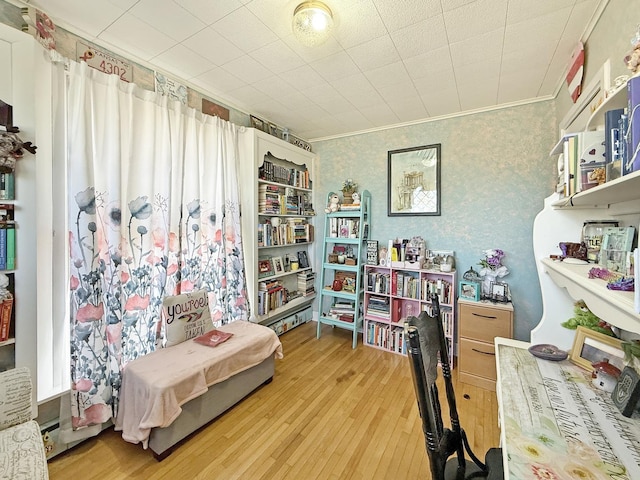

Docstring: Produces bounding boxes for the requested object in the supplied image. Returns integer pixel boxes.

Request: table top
[495,337,640,479]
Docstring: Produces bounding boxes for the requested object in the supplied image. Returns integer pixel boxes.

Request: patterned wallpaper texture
[312,101,557,341]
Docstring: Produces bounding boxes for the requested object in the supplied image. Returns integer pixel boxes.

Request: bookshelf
[316,192,371,348]
[532,71,640,349]
[363,264,456,365]
[239,128,317,335]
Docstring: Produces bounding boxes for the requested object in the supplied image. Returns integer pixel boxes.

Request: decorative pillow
[162,289,214,347]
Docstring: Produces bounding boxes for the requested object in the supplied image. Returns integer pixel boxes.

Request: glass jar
[582,220,619,263]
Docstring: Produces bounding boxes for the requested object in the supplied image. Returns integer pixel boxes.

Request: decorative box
[580,161,606,191]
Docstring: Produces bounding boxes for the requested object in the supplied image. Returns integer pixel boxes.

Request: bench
[114,320,283,459]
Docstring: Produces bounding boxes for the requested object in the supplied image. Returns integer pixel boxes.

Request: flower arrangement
[478,249,509,278]
[342,179,357,193]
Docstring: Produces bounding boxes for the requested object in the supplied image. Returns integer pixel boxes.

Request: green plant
[622,340,640,363]
[342,179,357,192]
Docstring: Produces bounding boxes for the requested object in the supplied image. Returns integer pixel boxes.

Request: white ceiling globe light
[292,1,334,47]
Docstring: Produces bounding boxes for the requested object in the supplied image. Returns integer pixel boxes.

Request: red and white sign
[566,42,585,103]
[76,41,132,83]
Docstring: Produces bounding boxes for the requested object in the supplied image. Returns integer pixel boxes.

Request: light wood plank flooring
[48,321,500,479]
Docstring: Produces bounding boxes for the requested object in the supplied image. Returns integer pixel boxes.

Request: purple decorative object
[607,277,635,291]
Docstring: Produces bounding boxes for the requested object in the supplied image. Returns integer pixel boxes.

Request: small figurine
[352,192,361,205]
[325,192,340,213]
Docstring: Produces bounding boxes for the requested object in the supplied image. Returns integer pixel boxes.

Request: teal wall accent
[312,101,557,341]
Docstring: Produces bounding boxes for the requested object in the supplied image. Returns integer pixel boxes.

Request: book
[5,223,14,270]
[626,75,640,174]
[0,225,6,270]
[604,108,624,163]
[0,273,14,342]
[193,329,233,348]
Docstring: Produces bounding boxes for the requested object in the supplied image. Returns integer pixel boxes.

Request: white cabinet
[532,81,640,349]
[239,128,317,332]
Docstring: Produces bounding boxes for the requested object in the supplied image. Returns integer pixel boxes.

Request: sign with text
[76,41,132,83]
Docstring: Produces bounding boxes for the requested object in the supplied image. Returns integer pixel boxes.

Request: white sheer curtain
[59,60,247,438]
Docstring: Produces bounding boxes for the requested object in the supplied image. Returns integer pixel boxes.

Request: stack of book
[297,270,315,297]
[366,295,390,318]
[258,184,281,214]
[0,204,16,270]
[329,300,355,323]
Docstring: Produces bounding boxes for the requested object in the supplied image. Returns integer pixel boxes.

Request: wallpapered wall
[312,101,557,341]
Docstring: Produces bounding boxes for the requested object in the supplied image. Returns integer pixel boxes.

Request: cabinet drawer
[459,303,512,342]
[458,338,497,381]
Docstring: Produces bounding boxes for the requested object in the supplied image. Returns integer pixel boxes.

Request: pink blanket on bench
[114,321,283,448]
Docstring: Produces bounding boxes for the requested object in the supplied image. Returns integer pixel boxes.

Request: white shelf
[551,170,640,208]
[258,241,312,250]
[258,178,312,193]
[540,257,639,333]
[585,79,629,131]
[258,266,312,282]
[0,337,16,347]
[256,294,316,324]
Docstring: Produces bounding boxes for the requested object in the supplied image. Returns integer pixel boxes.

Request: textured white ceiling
[24,0,602,140]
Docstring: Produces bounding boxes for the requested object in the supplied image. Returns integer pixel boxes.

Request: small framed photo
[459,280,480,301]
[258,257,273,278]
[490,281,509,302]
[569,326,624,372]
[271,256,284,274]
[250,115,267,132]
[297,250,309,269]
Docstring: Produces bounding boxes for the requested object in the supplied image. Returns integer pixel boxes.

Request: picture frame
[490,281,509,302]
[297,250,309,269]
[258,257,273,278]
[599,226,635,273]
[459,280,481,301]
[271,256,284,274]
[387,144,441,216]
[569,326,624,372]
[426,249,454,269]
[250,115,267,132]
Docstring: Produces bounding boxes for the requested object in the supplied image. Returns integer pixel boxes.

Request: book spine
[5,172,14,200]
[0,298,11,342]
[6,223,15,270]
[626,75,640,174]
[0,225,6,270]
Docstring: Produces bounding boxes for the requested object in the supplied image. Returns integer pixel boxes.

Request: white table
[495,337,640,479]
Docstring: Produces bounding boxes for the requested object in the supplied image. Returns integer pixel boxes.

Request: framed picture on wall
[387,144,441,216]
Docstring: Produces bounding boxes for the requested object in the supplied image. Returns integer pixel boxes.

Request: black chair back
[406,294,504,480]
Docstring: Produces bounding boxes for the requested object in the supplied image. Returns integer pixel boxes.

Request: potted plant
[341,179,357,204]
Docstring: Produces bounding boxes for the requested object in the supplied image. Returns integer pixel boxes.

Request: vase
[342,189,355,204]
[482,272,497,298]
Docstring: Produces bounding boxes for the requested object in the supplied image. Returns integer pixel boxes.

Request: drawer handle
[471,348,495,356]
[471,313,497,319]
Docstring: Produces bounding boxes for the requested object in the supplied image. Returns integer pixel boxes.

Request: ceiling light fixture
[292,1,334,47]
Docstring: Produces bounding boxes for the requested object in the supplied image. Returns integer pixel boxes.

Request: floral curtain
[66,61,247,430]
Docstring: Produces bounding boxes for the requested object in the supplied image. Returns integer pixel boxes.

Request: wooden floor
[48,321,500,480]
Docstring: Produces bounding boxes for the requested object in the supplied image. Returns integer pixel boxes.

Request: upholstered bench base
[0,420,49,479]
[149,354,274,459]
